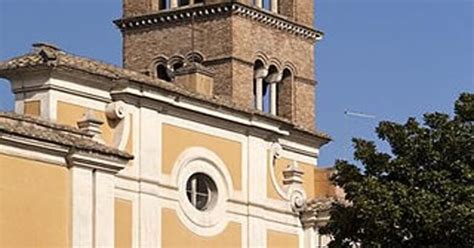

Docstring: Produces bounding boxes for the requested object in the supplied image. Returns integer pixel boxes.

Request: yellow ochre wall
[267,230,299,248]
[314,168,337,198]
[24,100,41,116]
[161,208,241,248]
[267,155,316,200]
[162,124,242,190]
[56,101,133,154]
[0,154,70,247]
[115,198,133,248]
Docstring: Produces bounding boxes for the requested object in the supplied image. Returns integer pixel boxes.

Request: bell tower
[115,0,322,130]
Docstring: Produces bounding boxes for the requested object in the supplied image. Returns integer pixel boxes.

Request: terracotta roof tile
[0,112,133,159]
[0,43,331,142]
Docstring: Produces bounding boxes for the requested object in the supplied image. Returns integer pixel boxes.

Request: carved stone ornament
[289,188,306,212]
[265,71,283,84]
[270,142,283,159]
[301,197,334,228]
[105,101,127,120]
[283,161,307,212]
[254,67,269,79]
[77,109,104,143]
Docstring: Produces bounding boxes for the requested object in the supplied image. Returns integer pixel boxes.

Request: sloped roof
[0,43,331,142]
[0,111,133,159]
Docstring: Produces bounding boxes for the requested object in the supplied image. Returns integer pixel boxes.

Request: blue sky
[0,0,472,166]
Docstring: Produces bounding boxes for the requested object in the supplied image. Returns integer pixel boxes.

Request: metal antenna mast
[343,110,377,160]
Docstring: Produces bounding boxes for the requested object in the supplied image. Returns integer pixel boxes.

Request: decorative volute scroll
[270,142,283,159]
[105,101,127,120]
[283,161,307,212]
[105,101,131,150]
[77,109,104,143]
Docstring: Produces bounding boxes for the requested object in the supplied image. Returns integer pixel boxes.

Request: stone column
[254,68,268,111]
[94,171,116,247]
[171,0,178,8]
[68,150,129,248]
[256,78,263,110]
[270,82,277,115]
[255,0,263,8]
[265,71,282,115]
[271,0,278,13]
[304,227,317,248]
[71,166,94,247]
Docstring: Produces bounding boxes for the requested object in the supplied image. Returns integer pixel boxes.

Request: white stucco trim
[171,147,233,237]
[71,166,94,247]
[268,144,291,201]
[113,87,290,136]
[160,113,248,200]
[0,137,68,166]
[94,171,116,247]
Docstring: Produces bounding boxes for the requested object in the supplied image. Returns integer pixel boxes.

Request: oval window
[186,173,217,211]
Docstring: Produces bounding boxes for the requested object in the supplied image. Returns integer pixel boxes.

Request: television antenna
[342,110,377,161]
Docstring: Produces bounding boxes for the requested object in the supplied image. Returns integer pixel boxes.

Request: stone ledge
[114,2,323,42]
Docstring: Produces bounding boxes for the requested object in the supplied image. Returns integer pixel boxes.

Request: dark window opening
[156,64,172,82]
[178,0,190,7]
[173,62,184,71]
[186,173,217,211]
[262,81,270,113]
[159,0,168,10]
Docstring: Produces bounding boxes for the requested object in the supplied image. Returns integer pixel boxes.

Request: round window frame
[186,173,218,211]
[172,147,233,236]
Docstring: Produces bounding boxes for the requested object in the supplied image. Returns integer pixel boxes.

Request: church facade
[0,0,340,247]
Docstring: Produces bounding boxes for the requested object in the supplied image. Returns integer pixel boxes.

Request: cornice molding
[0,134,128,173]
[114,3,323,42]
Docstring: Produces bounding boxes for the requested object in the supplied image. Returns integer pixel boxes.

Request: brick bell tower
[115,0,323,130]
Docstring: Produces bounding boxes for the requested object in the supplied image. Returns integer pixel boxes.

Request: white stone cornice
[66,150,128,173]
[114,3,323,42]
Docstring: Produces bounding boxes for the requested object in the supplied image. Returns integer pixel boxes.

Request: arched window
[265,65,279,114]
[264,65,282,115]
[156,64,172,82]
[172,61,184,71]
[253,60,267,111]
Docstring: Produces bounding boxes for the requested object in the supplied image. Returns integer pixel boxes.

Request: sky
[0,0,473,166]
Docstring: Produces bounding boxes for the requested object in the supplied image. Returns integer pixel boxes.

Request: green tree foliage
[320,93,474,247]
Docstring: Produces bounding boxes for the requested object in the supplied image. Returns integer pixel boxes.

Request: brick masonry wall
[295,0,314,27]
[123,16,233,69]
[277,73,294,120]
[121,7,317,130]
[123,0,151,18]
[278,0,296,21]
[231,16,316,128]
[294,80,316,129]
